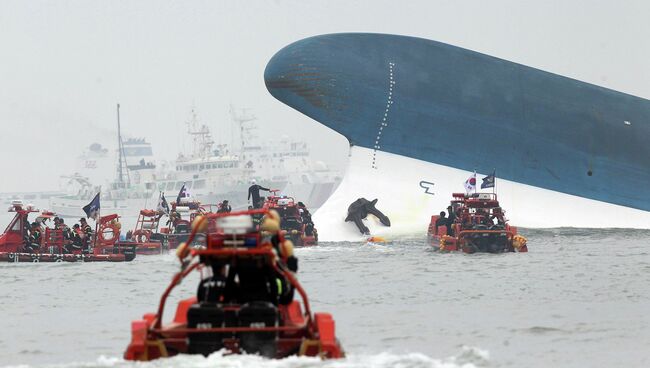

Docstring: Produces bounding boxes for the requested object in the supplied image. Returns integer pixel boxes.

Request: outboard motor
[238,301,278,358]
[187,303,226,356]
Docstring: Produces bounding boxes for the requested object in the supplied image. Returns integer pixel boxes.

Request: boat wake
[5,347,490,368]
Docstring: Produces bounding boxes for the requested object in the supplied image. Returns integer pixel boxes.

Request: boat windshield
[4,213,23,234]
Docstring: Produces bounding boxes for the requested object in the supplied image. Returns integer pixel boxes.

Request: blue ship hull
[265,33,650,214]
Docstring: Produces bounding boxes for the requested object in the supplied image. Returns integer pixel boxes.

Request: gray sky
[1,0,649,192]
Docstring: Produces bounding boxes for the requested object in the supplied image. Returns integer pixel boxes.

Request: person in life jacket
[24,222,41,253]
[54,217,72,241]
[64,224,85,253]
[297,202,315,236]
[79,218,92,235]
[79,218,93,252]
[260,210,299,305]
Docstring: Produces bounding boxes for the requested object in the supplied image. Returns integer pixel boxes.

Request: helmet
[251,179,257,185]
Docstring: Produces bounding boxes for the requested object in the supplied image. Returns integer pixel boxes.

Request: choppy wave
[4,347,490,368]
[2,228,649,368]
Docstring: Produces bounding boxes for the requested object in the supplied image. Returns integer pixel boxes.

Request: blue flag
[176,183,190,204]
[83,192,101,220]
[481,171,496,189]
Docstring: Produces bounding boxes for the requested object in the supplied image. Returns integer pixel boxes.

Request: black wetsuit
[248,184,270,208]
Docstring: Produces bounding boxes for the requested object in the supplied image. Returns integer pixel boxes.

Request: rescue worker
[297,202,315,236]
[492,207,506,225]
[55,217,72,240]
[445,206,456,235]
[260,210,298,305]
[217,200,232,213]
[262,210,299,273]
[25,222,41,253]
[435,211,447,232]
[79,218,93,252]
[64,224,84,253]
[248,180,270,209]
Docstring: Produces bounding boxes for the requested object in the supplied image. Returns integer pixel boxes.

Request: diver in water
[248,180,270,209]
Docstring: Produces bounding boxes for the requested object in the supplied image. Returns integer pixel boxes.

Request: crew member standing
[79,218,93,251]
[248,180,270,209]
[65,224,84,253]
[446,205,456,235]
[25,222,42,253]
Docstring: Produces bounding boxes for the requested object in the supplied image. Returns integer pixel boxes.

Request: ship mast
[116,103,130,187]
[186,108,214,160]
[229,105,257,153]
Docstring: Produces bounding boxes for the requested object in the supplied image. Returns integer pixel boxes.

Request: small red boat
[0,201,136,262]
[120,202,216,255]
[262,191,318,247]
[120,209,165,255]
[427,193,528,253]
[124,209,343,361]
[164,201,213,250]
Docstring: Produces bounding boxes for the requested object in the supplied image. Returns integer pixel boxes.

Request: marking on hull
[372,62,396,169]
[419,181,436,195]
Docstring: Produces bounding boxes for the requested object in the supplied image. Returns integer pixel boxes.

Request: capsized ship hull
[314,147,650,241]
[264,33,650,240]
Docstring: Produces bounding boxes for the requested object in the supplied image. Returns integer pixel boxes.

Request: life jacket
[30,229,41,244]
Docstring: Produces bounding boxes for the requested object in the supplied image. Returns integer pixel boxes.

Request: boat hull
[313,147,650,241]
[265,33,650,238]
[0,251,135,262]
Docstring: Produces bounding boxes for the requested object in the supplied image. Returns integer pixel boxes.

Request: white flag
[464,172,476,193]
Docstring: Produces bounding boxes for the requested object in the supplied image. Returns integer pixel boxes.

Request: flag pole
[493,168,496,195]
[156,191,162,232]
[93,193,100,252]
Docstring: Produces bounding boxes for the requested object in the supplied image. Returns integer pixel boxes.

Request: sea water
[1,228,649,367]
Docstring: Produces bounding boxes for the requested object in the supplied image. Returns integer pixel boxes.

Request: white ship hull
[49,196,155,219]
[50,180,339,220]
[314,147,650,241]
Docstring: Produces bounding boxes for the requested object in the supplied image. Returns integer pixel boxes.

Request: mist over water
[1,228,648,368]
